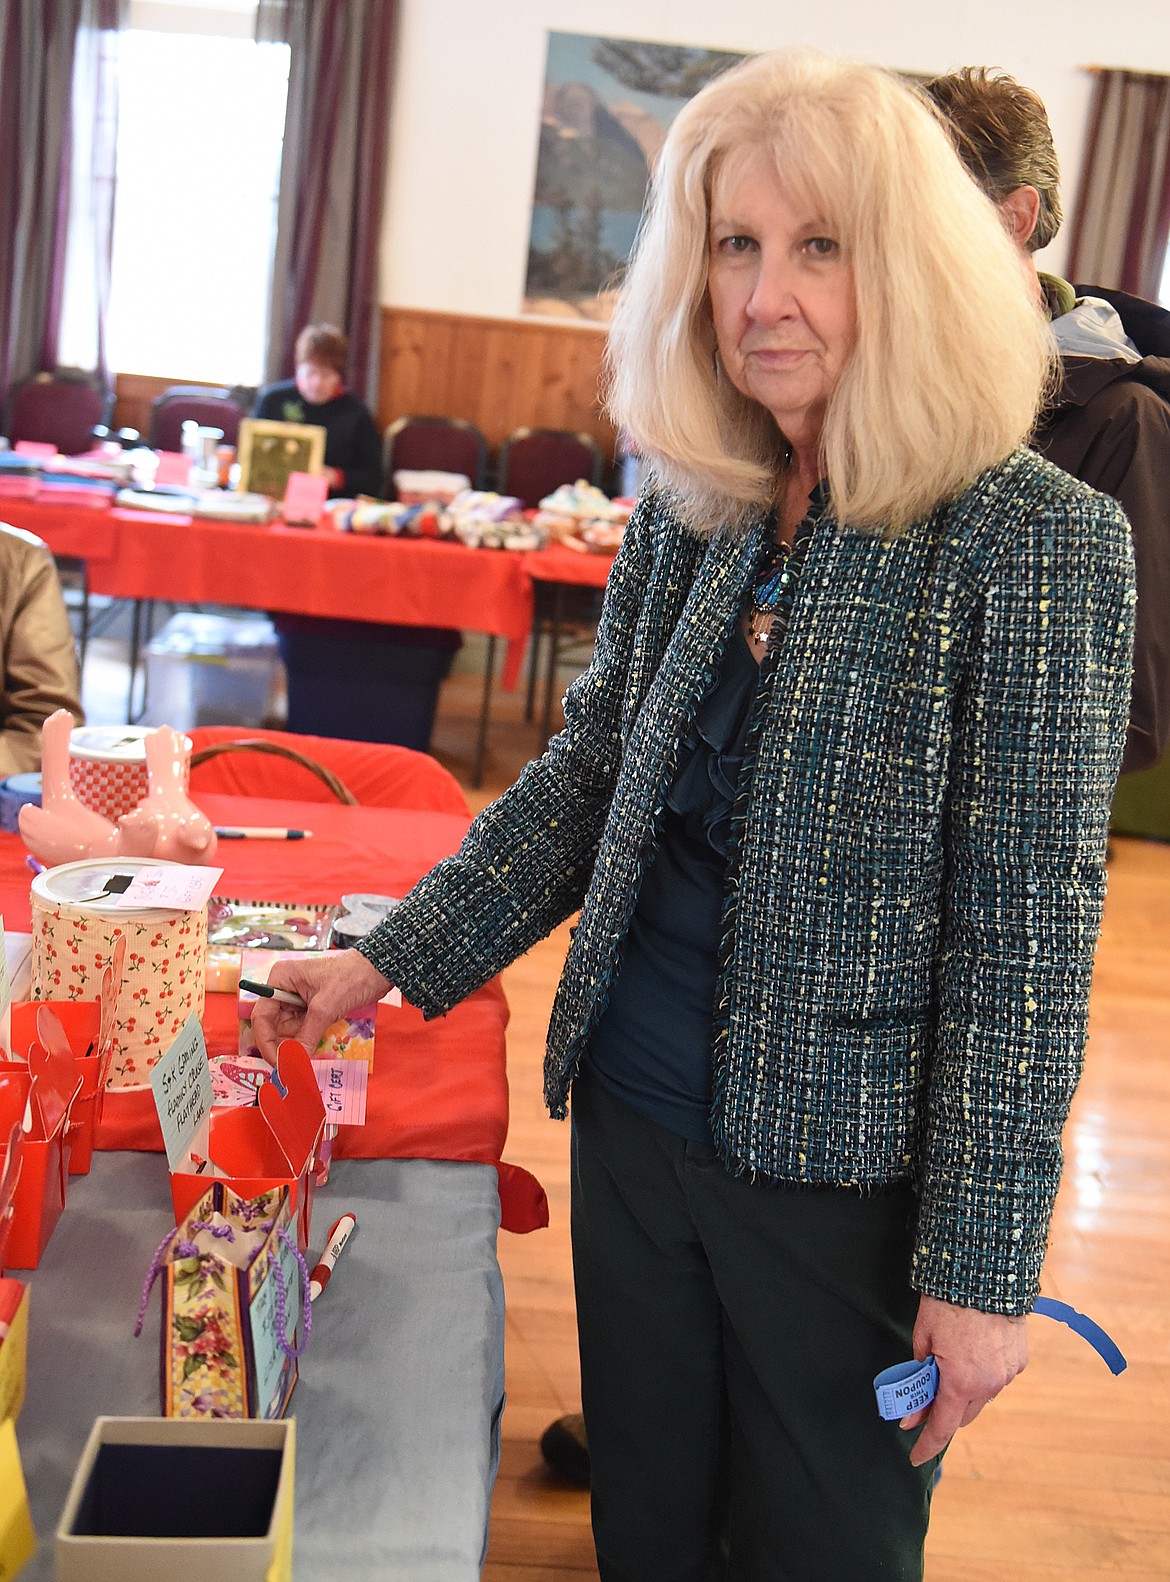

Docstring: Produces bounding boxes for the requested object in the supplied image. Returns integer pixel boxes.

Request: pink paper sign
[13,441,57,461]
[154,451,193,487]
[311,1058,368,1127]
[282,471,329,526]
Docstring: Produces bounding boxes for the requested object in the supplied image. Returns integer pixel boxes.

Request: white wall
[378,0,1170,320]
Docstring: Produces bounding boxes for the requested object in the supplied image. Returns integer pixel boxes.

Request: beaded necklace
[746,507,818,650]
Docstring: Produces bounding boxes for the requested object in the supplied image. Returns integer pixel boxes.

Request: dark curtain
[1067,69,1170,300]
[0,0,122,415]
[256,0,398,405]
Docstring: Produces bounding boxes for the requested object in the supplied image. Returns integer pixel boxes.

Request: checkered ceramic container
[68,726,192,820]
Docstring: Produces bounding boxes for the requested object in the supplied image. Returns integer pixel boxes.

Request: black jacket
[253,382,383,498]
[1035,288,1170,772]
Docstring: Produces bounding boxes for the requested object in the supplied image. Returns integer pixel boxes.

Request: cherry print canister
[30,858,207,1089]
[68,725,193,821]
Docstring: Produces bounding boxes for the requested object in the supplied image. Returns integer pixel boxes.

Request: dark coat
[1036,291,1170,771]
[252,381,383,498]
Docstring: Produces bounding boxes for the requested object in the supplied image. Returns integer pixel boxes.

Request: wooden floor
[440,649,1170,1582]
[81,627,1170,1579]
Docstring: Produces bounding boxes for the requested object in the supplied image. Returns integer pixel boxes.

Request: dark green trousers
[570,1068,939,1582]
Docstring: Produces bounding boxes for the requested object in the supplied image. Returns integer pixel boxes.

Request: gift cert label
[311,1058,368,1126]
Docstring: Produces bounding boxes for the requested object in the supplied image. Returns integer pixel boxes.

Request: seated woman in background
[255,322,454,744]
[253,323,382,498]
[0,523,83,775]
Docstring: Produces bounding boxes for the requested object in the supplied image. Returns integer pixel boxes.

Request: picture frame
[236,419,327,500]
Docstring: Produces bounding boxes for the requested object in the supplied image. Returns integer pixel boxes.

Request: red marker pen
[309,1212,356,1301]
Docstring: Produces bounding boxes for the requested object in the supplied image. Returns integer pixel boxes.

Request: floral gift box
[141,1182,307,1421]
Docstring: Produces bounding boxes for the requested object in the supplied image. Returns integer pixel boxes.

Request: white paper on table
[115,865,224,913]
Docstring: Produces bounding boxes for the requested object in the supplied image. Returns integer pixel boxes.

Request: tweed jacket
[360,447,1135,1314]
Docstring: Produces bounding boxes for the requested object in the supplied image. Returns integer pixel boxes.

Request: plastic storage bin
[274,617,460,751]
[143,613,285,732]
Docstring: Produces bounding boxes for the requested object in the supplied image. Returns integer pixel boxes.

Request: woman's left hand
[901,1293,1028,1466]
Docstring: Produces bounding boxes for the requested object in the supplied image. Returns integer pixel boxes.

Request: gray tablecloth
[17,1152,506,1581]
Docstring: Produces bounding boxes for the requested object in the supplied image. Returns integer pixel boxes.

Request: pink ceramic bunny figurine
[136,726,218,864]
[19,709,124,867]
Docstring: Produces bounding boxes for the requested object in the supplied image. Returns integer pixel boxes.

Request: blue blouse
[585,499,821,1142]
[584,623,761,1141]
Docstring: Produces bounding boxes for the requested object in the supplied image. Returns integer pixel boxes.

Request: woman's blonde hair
[605,49,1055,534]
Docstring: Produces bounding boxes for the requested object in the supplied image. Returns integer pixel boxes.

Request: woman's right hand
[250,949,393,1064]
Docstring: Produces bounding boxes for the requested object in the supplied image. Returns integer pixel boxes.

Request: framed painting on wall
[524,33,746,323]
[236,419,327,500]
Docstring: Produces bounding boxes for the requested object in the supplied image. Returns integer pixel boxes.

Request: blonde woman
[254,51,1134,1579]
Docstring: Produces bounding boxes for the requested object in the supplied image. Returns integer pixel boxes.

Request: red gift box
[0,1042,82,1268]
[168,1040,325,1252]
[10,1002,100,1175]
[7,936,125,1177]
[0,1122,21,1273]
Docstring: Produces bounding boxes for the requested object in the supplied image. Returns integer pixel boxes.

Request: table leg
[538,585,566,743]
[524,589,545,723]
[127,598,144,721]
[78,560,91,672]
[474,635,497,789]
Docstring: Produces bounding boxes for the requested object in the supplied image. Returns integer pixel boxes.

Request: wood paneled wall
[112,307,615,468]
[378,307,615,463]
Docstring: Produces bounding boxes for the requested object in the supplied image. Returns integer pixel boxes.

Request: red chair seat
[186,726,469,815]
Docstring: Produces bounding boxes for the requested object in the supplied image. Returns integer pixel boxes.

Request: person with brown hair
[924,66,1170,774]
[253,322,382,498]
[252,51,1134,1579]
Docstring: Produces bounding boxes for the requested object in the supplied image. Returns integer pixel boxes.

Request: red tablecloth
[2,499,537,689]
[0,792,547,1231]
[525,542,615,589]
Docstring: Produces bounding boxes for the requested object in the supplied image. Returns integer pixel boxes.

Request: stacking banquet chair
[186,725,470,815]
[383,414,489,498]
[149,386,248,452]
[495,425,604,510]
[4,369,110,456]
[496,426,610,738]
[4,371,113,668]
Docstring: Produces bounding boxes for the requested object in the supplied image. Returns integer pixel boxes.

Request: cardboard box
[56,1415,295,1582]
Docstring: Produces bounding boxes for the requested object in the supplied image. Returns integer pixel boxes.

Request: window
[62,15,289,385]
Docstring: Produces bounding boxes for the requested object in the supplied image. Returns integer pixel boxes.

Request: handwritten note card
[116,865,223,913]
[150,1015,213,1172]
[310,1058,368,1127]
